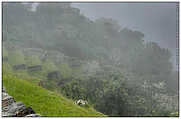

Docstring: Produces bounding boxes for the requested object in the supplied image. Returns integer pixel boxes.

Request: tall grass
[3,73,105,117]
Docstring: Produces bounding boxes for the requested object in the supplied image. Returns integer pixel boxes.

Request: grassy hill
[2,73,106,117]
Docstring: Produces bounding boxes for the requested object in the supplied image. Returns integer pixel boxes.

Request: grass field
[2,73,106,117]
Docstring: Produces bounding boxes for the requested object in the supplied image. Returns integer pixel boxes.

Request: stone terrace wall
[2,87,41,117]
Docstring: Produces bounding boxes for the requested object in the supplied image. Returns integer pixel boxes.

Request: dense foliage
[3,3,178,116]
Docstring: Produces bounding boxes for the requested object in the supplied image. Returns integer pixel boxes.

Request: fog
[2,3,179,117]
[72,3,178,70]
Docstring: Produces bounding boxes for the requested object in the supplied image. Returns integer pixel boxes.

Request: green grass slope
[3,74,106,117]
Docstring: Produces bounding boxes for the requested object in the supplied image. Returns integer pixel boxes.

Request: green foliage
[3,73,106,117]
[3,47,8,57]
[2,62,12,74]
[8,49,25,65]
[2,3,178,117]
[42,59,58,72]
[26,55,42,66]
[60,78,87,100]
[58,63,72,79]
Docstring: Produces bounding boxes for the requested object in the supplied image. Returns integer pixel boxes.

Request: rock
[15,102,25,107]
[8,102,26,114]
[2,95,15,107]
[2,92,8,99]
[2,111,16,117]
[74,99,88,106]
[16,107,35,117]
[2,88,40,117]
[25,114,41,117]
[2,105,11,112]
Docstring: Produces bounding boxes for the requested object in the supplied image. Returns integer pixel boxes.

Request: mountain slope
[2,73,106,117]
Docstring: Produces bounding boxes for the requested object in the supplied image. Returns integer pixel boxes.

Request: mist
[72,3,178,70]
[2,2,179,117]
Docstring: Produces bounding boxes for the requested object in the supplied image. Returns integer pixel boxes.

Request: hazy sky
[71,3,178,70]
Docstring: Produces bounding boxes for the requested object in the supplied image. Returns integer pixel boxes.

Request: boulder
[74,99,88,106]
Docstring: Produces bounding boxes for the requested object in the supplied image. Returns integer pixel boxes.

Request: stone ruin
[68,57,82,68]
[27,65,42,72]
[47,71,59,79]
[12,64,26,70]
[2,87,41,117]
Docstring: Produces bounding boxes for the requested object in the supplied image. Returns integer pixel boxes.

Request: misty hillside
[2,3,178,116]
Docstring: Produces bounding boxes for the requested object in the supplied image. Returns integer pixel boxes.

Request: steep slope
[2,73,106,117]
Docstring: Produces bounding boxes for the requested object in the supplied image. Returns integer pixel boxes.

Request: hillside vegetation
[3,73,105,117]
[2,3,178,116]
